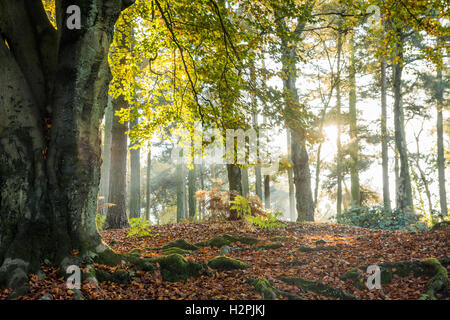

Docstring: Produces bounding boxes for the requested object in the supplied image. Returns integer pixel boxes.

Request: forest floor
[1,221,449,300]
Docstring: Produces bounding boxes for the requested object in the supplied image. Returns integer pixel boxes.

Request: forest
[0,0,448,302]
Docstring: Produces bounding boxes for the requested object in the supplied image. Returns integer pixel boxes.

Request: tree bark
[227,163,242,220]
[99,97,113,214]
[0,0,133,290]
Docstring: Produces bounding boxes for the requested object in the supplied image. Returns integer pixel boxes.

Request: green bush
[127,217,158,237]
[336,206,417,230]
[245,210,284,231]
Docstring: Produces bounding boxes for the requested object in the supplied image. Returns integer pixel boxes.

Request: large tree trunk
[348,33,360,208]
[392,30,415,218]
[0,0,133,294]
[129,118,141,219]
[99,98,113,214]
[380,18,391,210]
[436,45,448,217]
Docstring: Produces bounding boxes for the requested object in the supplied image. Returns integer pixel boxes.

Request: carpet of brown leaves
[2,221,449,300]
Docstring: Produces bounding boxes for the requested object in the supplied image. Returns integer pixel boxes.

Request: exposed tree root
[340,257,449,299]
[278,276,358,300]
[247,278,305,300]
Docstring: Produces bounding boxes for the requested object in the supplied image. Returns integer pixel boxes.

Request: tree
[274,1,315,222]
[380,17,391,210]
[391,26,414,217]
[188,165,197,218]
[335,26,344,216]
[348,32,361,208]
[104,15,134,230]
[435,39,447,217]
[145,147,152,220]
[0,0,134,294]
[129,118,141,219]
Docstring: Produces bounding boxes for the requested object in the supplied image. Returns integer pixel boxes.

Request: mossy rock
[342,258,449,297]
[151,254,203,282]
[196,236,231,248]
[250,278,279,300]
[162,239,198,251]
[340,267,366,290]
[95,269,131,284]
[256,243,284,250]
[222,234,259,245]
[197,234,259,247]
[208,256,250,270]
[420,258,448,299]
[279,276,357,300]
[162,247,192,255]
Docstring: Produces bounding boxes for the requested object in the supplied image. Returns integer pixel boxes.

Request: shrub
[336,206,417,230]
[127,217,158,238]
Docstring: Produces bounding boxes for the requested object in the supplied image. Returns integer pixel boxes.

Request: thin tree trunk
[380,18,391,210]
[413,132,433,215]
[264,175,271,210]
[241,168,249,198]
[287,128,296,221]
[392,29,415,218]
[251,66,263,200]
[336,30,343,216]
[188,165,197,218]
[176,163,185,222]
[145,148,151,221]
[199,163,205,219]
[314,143,322,210]
[436,41,448,216]
[348,32,360,208]
[129,118,141,219]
